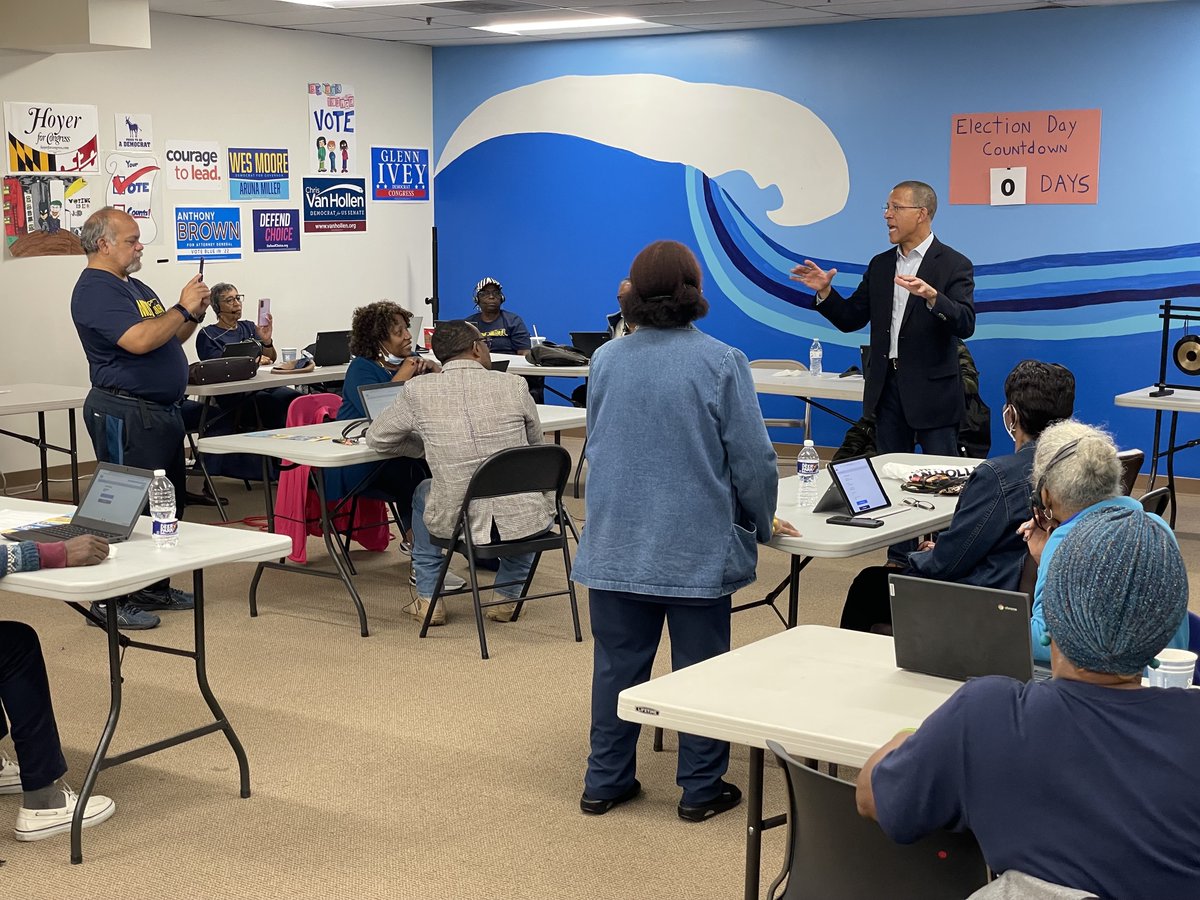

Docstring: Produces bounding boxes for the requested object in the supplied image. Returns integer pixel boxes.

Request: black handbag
[525,342,588,367]
[188,356,258,385]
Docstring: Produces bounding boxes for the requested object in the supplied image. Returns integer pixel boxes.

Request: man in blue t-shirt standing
[70,207,211,629]
[855,505,1200,898]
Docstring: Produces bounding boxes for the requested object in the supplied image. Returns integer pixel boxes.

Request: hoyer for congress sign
[949,109,1100,205]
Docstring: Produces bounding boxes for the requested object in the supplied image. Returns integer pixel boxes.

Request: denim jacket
[905,440,1035,590]
[571,326,779,599]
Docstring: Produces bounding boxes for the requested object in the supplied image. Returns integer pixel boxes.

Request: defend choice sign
[229,148,290,201]
[949,109,1101,205]
[370,147,429,201]
[175,206,241,261]
[165,140,224,190]
[302,177,366,233]
[253,208,300,252]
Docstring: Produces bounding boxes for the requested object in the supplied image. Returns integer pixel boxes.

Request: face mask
[382,350,405,366]
[1003,404,1016,442]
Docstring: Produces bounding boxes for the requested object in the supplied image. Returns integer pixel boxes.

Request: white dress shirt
[890,232,935,360]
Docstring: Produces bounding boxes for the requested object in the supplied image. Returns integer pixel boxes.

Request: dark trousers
[840,566,894,632]
[585,588,731,806]
[359,456,431,532]
[0,622,67,792]
[84,387,186,594]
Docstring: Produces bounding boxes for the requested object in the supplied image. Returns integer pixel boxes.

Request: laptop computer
[813,454,892,516]
[4,463,154,544]
[889,574,1051,682]
[570,331,610,359]
[408,315,423,351]
[221,340,260,359]
[311,330,352,366]
[357,381,407,423]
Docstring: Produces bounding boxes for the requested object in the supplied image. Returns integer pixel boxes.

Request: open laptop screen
[76,465,154,530]
[828,455,891,516]
[358,381,406,422]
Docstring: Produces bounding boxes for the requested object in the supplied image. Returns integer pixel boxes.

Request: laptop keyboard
[24,524,115,541]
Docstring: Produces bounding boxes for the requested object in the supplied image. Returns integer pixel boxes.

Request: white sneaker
[0,754,20,795]
[400,595,445,627]
[408,570,467,591]
[15,787,116,841]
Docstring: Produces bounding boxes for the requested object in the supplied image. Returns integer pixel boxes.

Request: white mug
[281,347,298,363]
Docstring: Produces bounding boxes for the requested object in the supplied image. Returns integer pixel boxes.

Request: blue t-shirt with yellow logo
[71,268,190,404]
[463,309,531,355]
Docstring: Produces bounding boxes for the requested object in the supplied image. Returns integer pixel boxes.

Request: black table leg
[744,746,765,900]
[1167,411,1179,528]
[37,411,49,501]
[68,407,80,504]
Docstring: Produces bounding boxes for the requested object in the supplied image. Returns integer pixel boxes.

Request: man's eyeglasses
[902,498,934,510]
[882,204,922,213]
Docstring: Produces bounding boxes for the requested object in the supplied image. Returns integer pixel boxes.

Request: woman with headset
[464,277,542,402]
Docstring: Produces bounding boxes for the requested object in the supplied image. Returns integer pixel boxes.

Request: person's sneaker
[677,781,742,822]
[580,780,641,816]
[397,539,413,557]
[87,601,160,630]
[485,597,520,623]
[408,570,467,591]
[400,595,445,626]
[15,787,116,842]
[127,586,194,611]
[0,754,21,795]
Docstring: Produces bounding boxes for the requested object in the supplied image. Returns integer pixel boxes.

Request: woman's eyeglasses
[902,498,934,510]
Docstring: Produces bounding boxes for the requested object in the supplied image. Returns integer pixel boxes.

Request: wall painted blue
[433,2,1200,470]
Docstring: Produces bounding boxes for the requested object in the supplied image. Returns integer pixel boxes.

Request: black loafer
[580,779,641,816]
[678,782,742,822]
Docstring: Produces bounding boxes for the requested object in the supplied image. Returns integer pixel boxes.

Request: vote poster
[229,147,290,201]
[3,174,92,257]
[105,153,160,244]
[175,205,242,261]
[370,146,429,201]
[252,208,301,252]
[302,177,366,233]
[308,82,355,174]
[5,101,99,174]
[949,109,1101,205]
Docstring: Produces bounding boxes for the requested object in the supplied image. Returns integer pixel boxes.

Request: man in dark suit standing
[790,181,975,458]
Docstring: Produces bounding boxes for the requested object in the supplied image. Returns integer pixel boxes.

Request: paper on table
[0,511,69,535]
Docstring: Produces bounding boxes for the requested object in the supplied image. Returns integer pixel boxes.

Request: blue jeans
[410,479,535,600]
[584,588,732,806]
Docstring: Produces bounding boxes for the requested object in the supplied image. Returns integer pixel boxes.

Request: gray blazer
[365,359,552,544]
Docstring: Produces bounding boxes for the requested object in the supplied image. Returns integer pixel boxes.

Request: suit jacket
[364,359,552,544]
[815,237,975,430]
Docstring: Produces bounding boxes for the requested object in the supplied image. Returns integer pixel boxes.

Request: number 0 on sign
[990,167,1027,206]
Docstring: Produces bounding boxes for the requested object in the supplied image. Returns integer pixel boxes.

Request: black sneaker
[87,601,160,630]
[677,781,742,822]
[580,779,641,816]
[127,586,195,611]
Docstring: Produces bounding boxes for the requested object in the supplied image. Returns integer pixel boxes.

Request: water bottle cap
[803,439,814,446]
[153,469,166,477]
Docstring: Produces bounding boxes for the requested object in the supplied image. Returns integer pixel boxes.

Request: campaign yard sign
[175,206,241,260]
[370,147,429,201]
[229,148,290,201]
[301,177,365,233]
[252,208,300,252]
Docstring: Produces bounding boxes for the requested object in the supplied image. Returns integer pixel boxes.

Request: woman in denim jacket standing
[573,241,798,822]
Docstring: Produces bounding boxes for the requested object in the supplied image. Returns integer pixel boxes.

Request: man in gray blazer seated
[366,319,552,627]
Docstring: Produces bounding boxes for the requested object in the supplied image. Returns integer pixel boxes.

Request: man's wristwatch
[261,340,274,349]
[173,303,196,324]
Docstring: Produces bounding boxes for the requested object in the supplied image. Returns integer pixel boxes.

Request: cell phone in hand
[198,257,205,281]
[257,297,271,327]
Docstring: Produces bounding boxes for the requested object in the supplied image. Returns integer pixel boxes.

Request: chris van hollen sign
[253,208,300,252]
[301,177,366,233]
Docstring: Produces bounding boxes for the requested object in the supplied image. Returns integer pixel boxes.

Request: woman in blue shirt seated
[195,283,299,430]
[840,360,1075,633]
[330,301,436,545]
[857,503,1200,898]
[464,277,542,403]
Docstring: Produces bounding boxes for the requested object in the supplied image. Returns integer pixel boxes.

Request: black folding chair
[419,444,582,659]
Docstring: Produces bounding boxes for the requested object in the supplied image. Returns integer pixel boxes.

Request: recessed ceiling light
[472,16,655,35]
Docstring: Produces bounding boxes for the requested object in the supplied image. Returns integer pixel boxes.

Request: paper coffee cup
[422,327,435,347]
[281,347,298,363]
[1150,648,1197,689]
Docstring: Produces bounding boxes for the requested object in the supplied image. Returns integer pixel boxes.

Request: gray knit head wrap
[1044,505,1187,675]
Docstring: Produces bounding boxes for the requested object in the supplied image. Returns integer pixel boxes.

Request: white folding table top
[768,452,972,558]
[197,404,586,466]
[618,625,961,767]
[0,497,290,602]
[491,353,590,379]
[751,367,865,402]
[188,364,350,397]
[0,383,90,415]
[1114,386,1200,414]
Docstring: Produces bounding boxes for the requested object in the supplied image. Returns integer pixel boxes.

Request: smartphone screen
[198,257,205,281]
[257,297,271,326]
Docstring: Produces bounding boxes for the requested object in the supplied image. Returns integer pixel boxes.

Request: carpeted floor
[2,441,1197,899]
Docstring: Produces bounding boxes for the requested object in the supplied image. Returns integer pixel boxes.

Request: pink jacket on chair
[274,393,391,563]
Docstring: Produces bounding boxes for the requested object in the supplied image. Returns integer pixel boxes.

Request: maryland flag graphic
[4,101,100,174]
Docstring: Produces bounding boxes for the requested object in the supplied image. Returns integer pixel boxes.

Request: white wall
[0,12,432,477]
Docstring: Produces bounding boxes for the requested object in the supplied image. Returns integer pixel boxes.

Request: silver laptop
[889,574,1051,682]
[4,463,153,544]
[357,381,407,422]
[408,315,423,351]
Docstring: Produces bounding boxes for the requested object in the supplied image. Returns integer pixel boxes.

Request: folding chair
[750,359,812,448]
[1116,448,1144,496]
[418,444,583,659]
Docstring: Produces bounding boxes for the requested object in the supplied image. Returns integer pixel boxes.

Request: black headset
[474,278,505,306]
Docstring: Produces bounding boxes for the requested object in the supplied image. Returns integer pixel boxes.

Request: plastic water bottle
[797,440,820,510]
[149,469,178,549]
[809,338,823,377]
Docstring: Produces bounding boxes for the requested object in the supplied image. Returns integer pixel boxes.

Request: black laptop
[889,574,1051,682]
[4,464,154,544]
[221,340,260,359]
[311,330,352,366]
[813,454,892,516]
[569,331,610,359]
